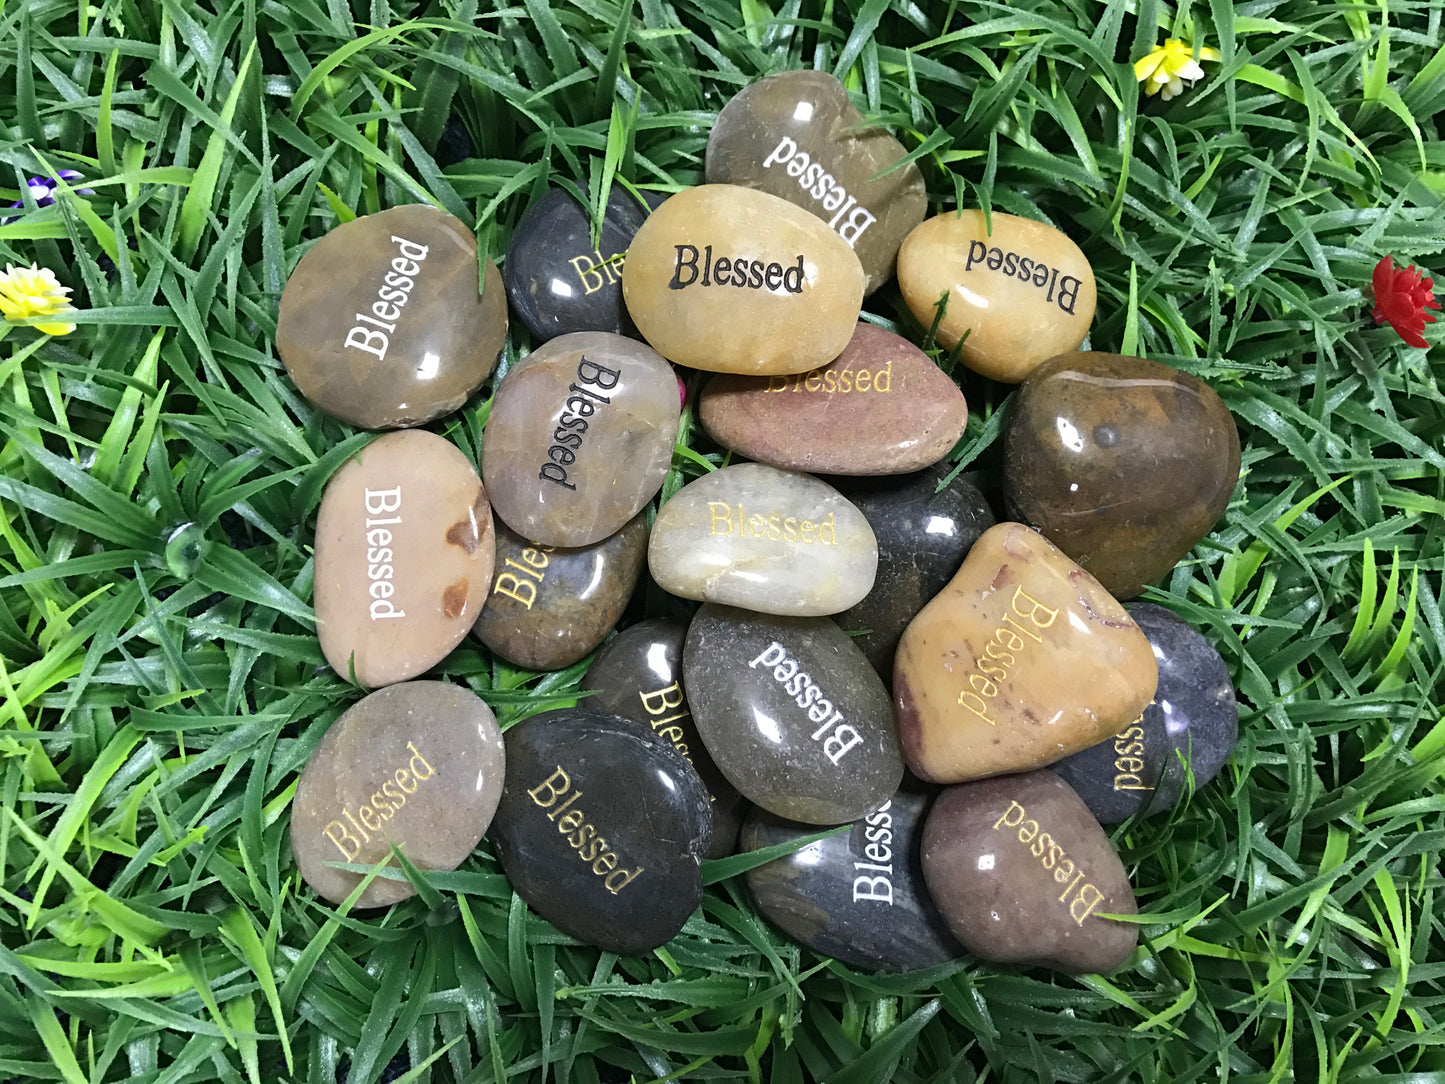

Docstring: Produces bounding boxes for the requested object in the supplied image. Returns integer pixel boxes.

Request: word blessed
[957,586,1058,725]
[851,802,897,905]
[527,766,644,894]
[491,543,556,610]
[363,486,405,620]
[708,503,838,545]
[763,361,893,394]
[638,682,694,766]
[749,642,863,764]
[964,241,1082,316]
[1111,711,1154,792]
[993,800,1105,926]
[668,245,805,293]
[322,742,436,860]
[569,248,625,295]
[761,136,877,246]
[343,235,430,360]
[540,357,621,490]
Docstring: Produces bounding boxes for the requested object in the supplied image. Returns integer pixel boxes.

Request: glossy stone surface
[1002,352,1241,599]
[1053,602,1238,822]
[697,322,968,475]
[921,770,1137,973]
[741,788,962,971]
[622,185,866,375]
[684,604,902,824]
[893,522,1157,783]
[649,463,879,616]
[897,211,1094,383]
[314,430,494,688]
[583,618,748,857]
[706,70,927,295]
[489,708,713,954]
[505,187,653,341]
[832,465,996,677]
[481,331,680,547]
[277,204,506,428]
[291,682,505,908]
[471,513,647,671]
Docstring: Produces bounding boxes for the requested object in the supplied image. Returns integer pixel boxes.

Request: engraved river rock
[706,70,927,295]
[276,204,506,428]
[481,331,680,547]
[893,522,1158,783]
[622,184,866,375]
[290,682,505,908]
[683,603,903,824]
[921,770,1138,973]
[697,321,968,475]
[649,463,878,617]
[471,513,647,671]
[314,430,494,688]
[583,617,748,858]
[897,210,1095,383]
[1003,352,1242,599]
[1054,602,1239,822]
[741,788,963,971]
[488,708,713,954]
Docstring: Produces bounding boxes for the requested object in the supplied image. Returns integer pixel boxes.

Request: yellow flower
[0,263,77,335]
[1134,38,1222,101]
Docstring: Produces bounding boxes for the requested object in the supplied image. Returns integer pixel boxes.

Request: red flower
[1372,256,1439,349]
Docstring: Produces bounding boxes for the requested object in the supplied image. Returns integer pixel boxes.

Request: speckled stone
[1053,603,1239,822]
[684,603,902,824]
[741,788,962,971]
[291,682,505,908]
[1002,352,1241,599]
[922,770,1137,973]
[471,513,648,671]
[583,618,749,858]
[276,204,506,428]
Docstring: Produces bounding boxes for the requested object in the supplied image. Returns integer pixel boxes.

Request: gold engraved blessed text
[569,248,625,295]
[322,742,436,860]
[528,766,644,894]
[708,503,837,545]
[957,586,1058,725]
[763,362,893,394]
[993,800,1103,926]
[491,544,556,610]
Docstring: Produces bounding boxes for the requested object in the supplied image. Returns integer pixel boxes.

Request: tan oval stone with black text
[291,681,506,908]
[314,430,494,687]
[697,321,967,474]
[277,204,507,428]
[623,185,866,375]
[893,522,1157,783]
[898,211,1095,383]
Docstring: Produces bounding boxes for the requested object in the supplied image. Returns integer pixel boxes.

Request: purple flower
[9,171,93,210]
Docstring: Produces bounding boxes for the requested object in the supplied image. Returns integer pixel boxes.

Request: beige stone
[893,523,1157,783]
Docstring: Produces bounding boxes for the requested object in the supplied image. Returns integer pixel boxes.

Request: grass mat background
[2,0,1444,1080]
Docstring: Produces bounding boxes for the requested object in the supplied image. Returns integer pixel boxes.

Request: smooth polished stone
[481,331,680,547]
[314,430,494,688]
[505,187,653,341]
[893,522,1157,783]
[683,603,902,824]
[706,70,926,295]
[488,708,713,954]
[277,204,506,428]
[291,682,505,908]
[471,513,647,671]
[832,465,996,677]
[649,463,879,617]
[897,211,1095,383]
[1002,352,1241,599]
[583,618,748,858]
[1053,603,1238,822]
[697,322,968,475]
[622,184,866,375]
[741,788,962,971]
[921,770,1137,973]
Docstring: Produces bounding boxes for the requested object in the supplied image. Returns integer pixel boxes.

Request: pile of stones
[277,70,1241,974]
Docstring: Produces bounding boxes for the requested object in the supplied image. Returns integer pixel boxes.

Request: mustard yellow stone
[897,211,1096,383]
[892,523,1157,783]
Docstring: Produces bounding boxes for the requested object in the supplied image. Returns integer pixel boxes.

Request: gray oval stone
[290,681,505,908]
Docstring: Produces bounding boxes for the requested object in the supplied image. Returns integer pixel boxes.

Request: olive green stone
[276,204,506,428]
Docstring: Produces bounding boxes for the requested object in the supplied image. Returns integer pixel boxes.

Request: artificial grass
[1,0,1443,1080]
